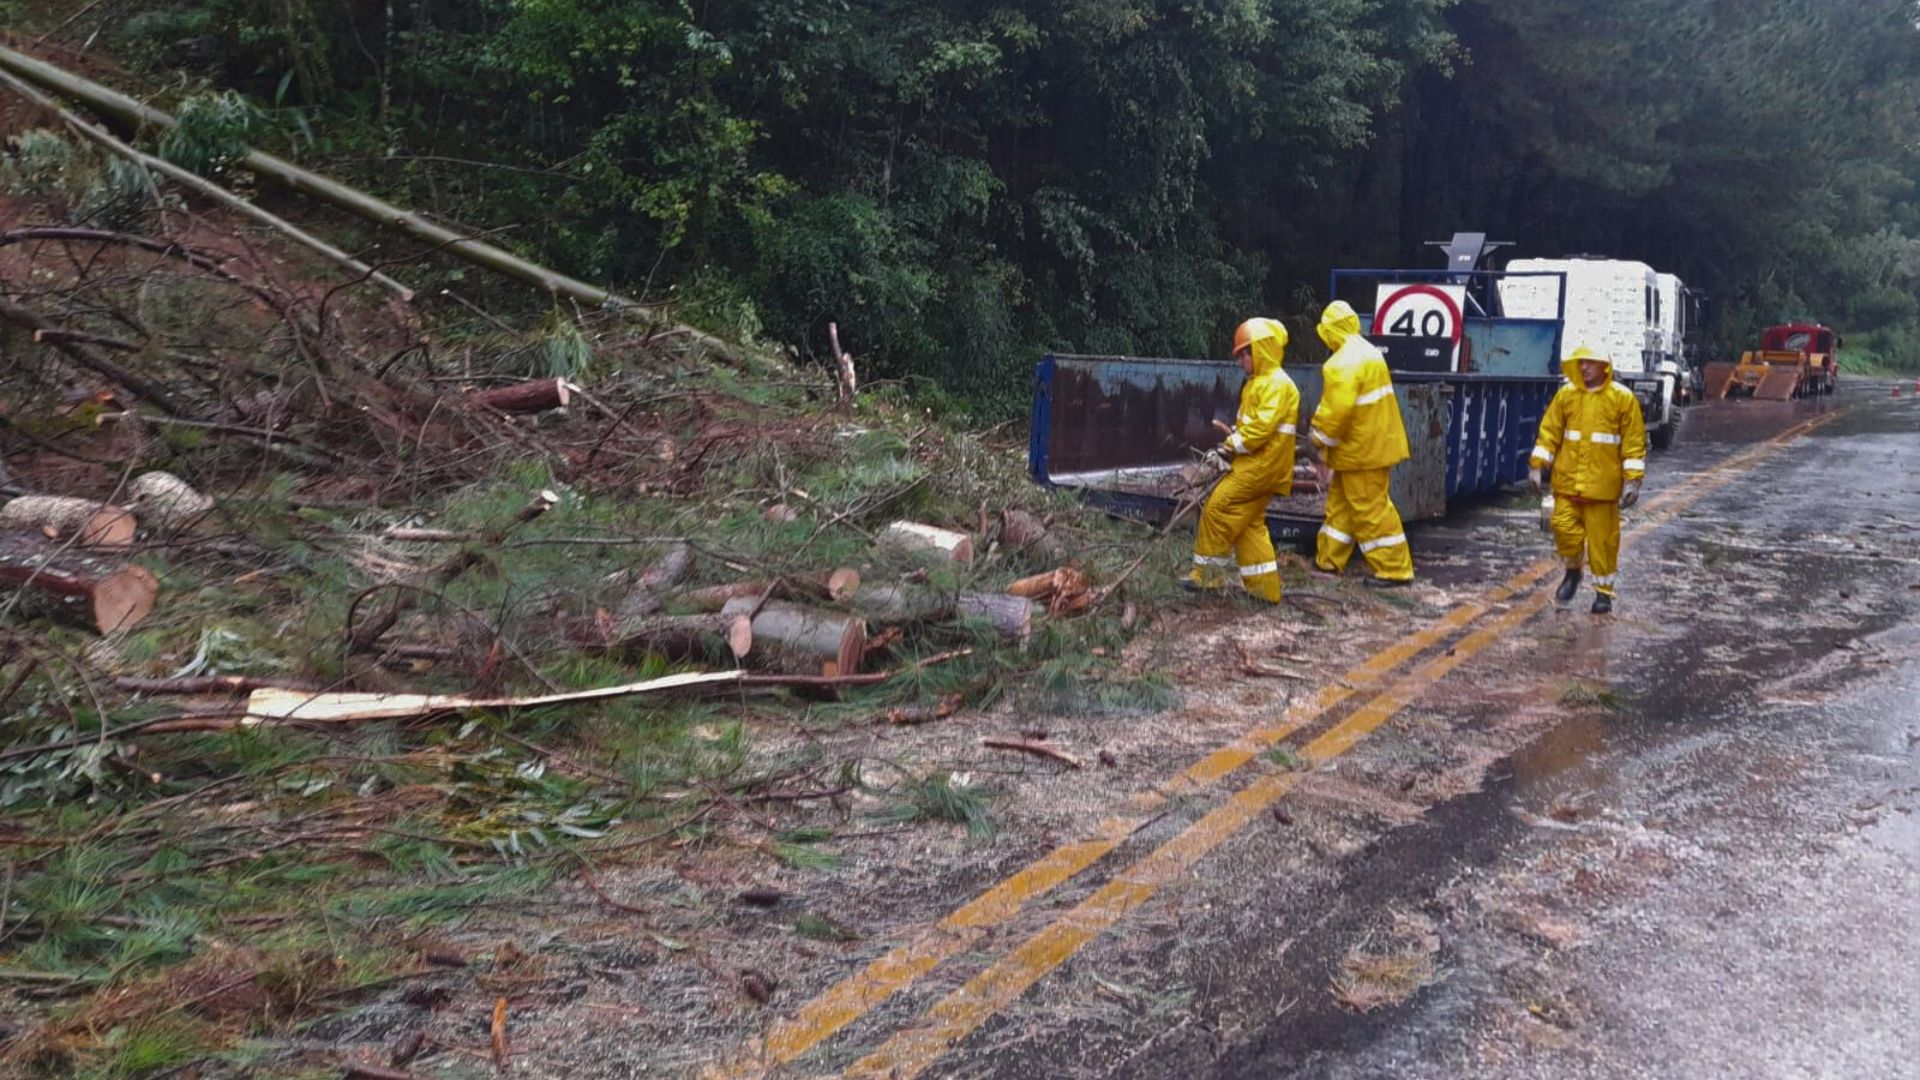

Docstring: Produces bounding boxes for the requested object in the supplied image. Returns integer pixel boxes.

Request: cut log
[597,542,694,622]
[0,495,136,548]
[878,521,974,565]
[675,581,768,613]
[597,613,753,662]
[633,543,693,592]
[849,584,949,623]
[998,508,1062,558]
[677,569,862,613]
[468,377,572,414]
[822,568,862,602]
[128,471,213,530]
[722,598,866,675]
[851,585,1032,643]
[1007,567,1088,602]
[0,558,158,633]
[957,593,1034,644]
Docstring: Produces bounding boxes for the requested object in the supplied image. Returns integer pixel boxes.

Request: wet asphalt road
[1205,386,1920,1078]
[909,384,1920,1080]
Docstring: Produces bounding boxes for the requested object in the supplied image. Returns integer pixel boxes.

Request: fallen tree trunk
[0,557,158,633]
[467,377,572,414]
[0,64,413,300]
[0,495,136,548]
[0,43,739,362]
[722,598,866,675]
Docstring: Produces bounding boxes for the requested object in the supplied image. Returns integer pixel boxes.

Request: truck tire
[1651,419,1676,451]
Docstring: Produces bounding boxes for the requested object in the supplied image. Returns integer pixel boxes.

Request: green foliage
[0,129,156,230]
[538,313,596,380]
[158,90,263,173]
[888,771,996,839]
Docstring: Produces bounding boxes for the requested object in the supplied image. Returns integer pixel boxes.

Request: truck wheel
[1651,420,1676,451]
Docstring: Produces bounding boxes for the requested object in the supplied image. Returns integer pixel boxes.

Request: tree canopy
[101,0,1920,404]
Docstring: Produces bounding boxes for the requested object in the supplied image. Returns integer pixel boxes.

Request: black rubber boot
[1363,576,1413,589]
[1554,568,1583,604]
[1590,592,1613,615]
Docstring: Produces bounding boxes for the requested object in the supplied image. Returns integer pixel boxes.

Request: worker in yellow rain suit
[1187,317,1298,603]
[1307,301,1415,587]
[1529,346,1647,615]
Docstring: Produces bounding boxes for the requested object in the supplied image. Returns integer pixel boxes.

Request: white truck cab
[1500,257,1684,450]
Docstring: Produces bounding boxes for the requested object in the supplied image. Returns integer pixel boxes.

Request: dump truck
[1028,234,1564,547]
[1702,323,1840,400]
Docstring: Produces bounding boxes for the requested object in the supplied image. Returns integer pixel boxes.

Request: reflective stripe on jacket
[1310,302,1410,472]
[1225,329,1299,494]
[1531,354,1648,502]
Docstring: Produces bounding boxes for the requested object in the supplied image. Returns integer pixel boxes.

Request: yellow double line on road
[711,412,1837,1080]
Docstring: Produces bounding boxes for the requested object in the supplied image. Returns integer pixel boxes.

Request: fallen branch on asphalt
[981,736,1084,769]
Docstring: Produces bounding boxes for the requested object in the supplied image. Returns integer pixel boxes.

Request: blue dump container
[1027,269,1568,547]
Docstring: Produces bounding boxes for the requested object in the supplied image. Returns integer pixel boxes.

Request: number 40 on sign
[1371,283,1465,371]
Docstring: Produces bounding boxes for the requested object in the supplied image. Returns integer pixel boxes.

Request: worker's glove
[1618,480,1642,510]
[1527,468,1543,495]
[1202,448,1231,473]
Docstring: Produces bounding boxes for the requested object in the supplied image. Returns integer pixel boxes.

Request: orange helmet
[1233,317,1286,355]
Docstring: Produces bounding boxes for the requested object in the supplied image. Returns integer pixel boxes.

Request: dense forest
[28,0,1920,407]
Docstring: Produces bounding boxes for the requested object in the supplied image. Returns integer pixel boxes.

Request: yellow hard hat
[1233,317,1287,354]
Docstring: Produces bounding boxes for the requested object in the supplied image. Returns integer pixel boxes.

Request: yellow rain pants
[1553,497,1621,596]
[1315,467,1414,581]
[1190,318,1295,603]
[1193,474,1283,602]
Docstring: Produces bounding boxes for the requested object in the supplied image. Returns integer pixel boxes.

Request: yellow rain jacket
[1531,351,1647,503]
[1222,319,1299,491]
[1191,318,1296,602]
[1310,302,1410,471]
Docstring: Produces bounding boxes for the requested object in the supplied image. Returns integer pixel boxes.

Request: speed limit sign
[1372,284,1465,372]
